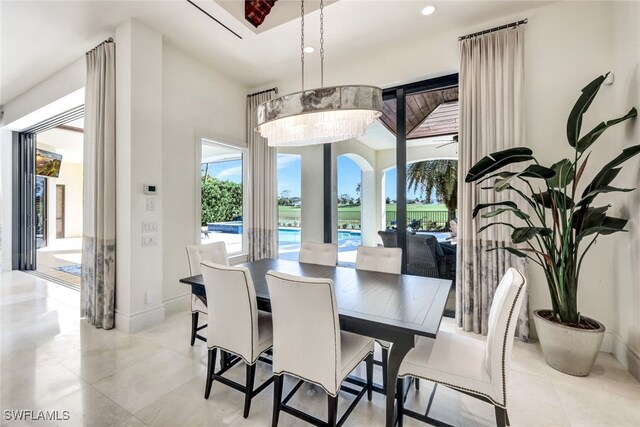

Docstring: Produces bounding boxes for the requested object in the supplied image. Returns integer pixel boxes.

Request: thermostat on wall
[144,184,158,195]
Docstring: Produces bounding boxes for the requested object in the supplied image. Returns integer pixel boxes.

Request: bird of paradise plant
[465,73,638,325]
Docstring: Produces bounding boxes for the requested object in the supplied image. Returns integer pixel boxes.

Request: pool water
[278,228,361,244]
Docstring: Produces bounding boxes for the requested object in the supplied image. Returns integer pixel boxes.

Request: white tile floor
[2,270,640,426]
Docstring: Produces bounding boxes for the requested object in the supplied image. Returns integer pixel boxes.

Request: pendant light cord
[320,0,324,88]
[301,0,305,91]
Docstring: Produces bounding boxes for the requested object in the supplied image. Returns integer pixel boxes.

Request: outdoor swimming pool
[278,228,362,244]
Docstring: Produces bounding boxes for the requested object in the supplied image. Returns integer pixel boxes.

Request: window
[199,140,246,255]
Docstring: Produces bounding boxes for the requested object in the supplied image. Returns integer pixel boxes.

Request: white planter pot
[533,309,605,377]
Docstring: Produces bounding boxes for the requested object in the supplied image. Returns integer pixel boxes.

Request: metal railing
[278,208,456,231]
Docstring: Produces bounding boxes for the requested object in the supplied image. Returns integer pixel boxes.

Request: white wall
[609,1,640,380]
[48,162,83,239]
[161,41,248,312]
[115,19,165,333]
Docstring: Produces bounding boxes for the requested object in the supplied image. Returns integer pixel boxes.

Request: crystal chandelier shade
[256,85,383,147]
[255,0,383,147]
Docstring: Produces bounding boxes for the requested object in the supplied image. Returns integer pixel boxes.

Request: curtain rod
[247,87,279,97]
[459,19,527,41]
[86,37,114,54]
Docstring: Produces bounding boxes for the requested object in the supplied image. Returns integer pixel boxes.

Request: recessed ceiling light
[303,46,315,53]
[421,5,436,16]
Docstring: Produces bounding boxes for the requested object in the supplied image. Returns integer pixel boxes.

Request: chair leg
[190,312,198,346]
[204,348,216,399]
[381,347,389,394]
[506,409,511,426]
[327,394,338,427]
[243,363,257,418]
[415,377,420,391]
[220,351,228,370]
[366,353,373,401]
[495,406,507,427]
[272,375,283,427]
[396,377,404,427]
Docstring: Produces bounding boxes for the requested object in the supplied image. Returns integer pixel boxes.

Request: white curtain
[81,40,116,329]
[456,25,529,340]
[247,91,278,261]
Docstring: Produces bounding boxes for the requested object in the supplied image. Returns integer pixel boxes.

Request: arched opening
[276,153,302,261]
[336,153,375,266]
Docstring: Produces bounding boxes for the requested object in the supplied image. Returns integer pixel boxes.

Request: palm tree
[406,160,458,214]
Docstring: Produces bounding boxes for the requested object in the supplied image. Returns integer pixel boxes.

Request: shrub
[201,176,243,226]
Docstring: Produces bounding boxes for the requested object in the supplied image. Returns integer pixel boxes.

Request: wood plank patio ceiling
[379,86,458,139]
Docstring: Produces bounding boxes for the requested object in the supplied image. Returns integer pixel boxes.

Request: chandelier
[256,0,383,147]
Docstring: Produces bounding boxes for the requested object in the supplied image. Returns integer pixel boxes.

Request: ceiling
[379,86,458,138]
[1,0,550,106]
[37,120,84,164]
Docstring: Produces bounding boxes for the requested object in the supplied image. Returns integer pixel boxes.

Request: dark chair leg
[204,348,216,399]
[415,377,420,391]
[220,351,228,370]
[327,394,338,427]
[495,406,507,427]
[243,363,257,418]
[190,312,199,346]
[366,353,373,401]
[272,375,283,427]
[381,347,389,394]
[396,377,404,427]
[506,409,511,426]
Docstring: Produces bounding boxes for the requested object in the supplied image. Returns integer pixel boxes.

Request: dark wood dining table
[180,258,452,427]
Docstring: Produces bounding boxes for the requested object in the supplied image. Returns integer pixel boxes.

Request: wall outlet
[145,291,158,304]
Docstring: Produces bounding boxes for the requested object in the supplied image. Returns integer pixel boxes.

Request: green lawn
[279,204,449,214]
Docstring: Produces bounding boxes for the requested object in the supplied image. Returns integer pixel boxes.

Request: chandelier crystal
[256,0,382,147]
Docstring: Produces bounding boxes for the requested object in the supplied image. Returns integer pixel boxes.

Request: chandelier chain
[301,0,305,91]
[320,0,324,88]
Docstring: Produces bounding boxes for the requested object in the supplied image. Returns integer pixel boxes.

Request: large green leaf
[576,108,638,153]
[572,205,609,231]
[481,208,530,220]
[577,186,635,207]
[472,201,518,218]
[577,216,628,242]
[486,247,528,258]
[534,189,575,209]
[465,147,534,183]
[491,164,555,192]
[477,222,516,234]
[511,227,553,243]
[581,145,640,204]
[546,159,574,188]
[567,73,608,147]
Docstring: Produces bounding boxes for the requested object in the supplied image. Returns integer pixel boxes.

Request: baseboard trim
[115,304,165,334]
[163,292,190,314]
[610,332,640,382]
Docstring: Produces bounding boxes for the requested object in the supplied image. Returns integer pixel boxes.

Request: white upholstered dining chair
[186,242,228,346]
[201,261,273,418]
[396,268,527,427]
[355,245,403,393]
[355,245,402,274]
[266,271,375,427]
[298,241,338,266]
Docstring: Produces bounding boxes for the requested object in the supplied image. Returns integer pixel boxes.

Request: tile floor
[1,270,640,426]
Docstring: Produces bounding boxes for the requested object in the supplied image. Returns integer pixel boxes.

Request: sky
[204,154,428,201]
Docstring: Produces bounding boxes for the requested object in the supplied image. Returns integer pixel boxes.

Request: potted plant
[465,73,638,376]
